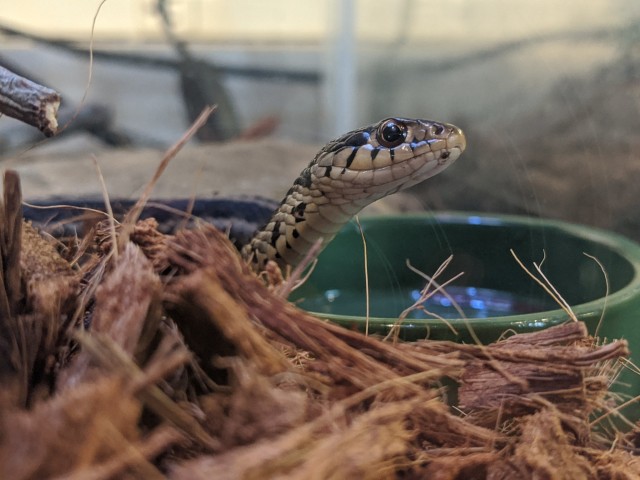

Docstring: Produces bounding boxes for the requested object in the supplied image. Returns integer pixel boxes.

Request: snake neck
[241,178,359,272]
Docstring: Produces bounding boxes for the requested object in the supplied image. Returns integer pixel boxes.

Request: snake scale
[23,117,466,272]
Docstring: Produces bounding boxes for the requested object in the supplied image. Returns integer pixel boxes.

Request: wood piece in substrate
[458,321,628,417]
[13,213,80,406]
[61,426,185,480]
[0,377,141,479]
[167,267,291,377]
[409,399,501,450]
[0,171,80,407]
[588,449,640,479]
[170,394,501,480]
[96,217,169,272]
[410,322,621,367]
[418,452,498,480]
[0,64,60,136]
[496,321,589,347]
[169,398,416,480]
[0,171,23,405]
[0,170,23,317]
[57,243,163,389]
[199,357,310,449]
[21,221,78,315]
[17,164,78,316]
[507,409,594,479]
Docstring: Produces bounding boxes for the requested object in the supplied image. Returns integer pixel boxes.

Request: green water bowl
[291,213,640,416]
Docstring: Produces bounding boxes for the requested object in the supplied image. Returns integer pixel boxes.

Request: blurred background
[1,0,640,239]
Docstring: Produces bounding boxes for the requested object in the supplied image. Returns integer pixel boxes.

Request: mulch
[0,169,638,479]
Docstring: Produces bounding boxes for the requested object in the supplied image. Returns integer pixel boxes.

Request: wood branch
[0,23,321,84]
[0,65,60,136]
[0,171,22,406]
[0,170,21,318]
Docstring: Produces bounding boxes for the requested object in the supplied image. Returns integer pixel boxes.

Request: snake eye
[377,119,407,148]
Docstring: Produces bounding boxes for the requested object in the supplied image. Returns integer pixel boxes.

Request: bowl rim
[300,211,640,329]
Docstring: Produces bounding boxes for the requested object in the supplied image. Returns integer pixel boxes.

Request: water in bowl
[297,285,559,319]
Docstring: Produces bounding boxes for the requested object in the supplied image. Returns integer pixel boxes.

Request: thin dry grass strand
[592,346,625,385]
[114,200,209,231]
[284,258,317,295]
[405,258,491,349]
[514,251,634,432]
[276,238,322,298]
[525,249,576,318]
[342,370,441,407]
[603,359,640,426]
[414,310,457,334]
[619,356,640,376]
[176,164,205,231]
[73,330,220,450]
[257,369,439,450]
[354,216,371,335]
[510,249,578,322]
[54,0,109,135]
[22,201,121,222]
[4,0,108,162]
[122,105,216,231]
[403,260,528,390]
[22,201,122,256]
[583,252,610,338]
[406,257,467,320]
[383,258,464,343]
[533,261,577,322]
[495,329,519,342]
[58,427,183,480]
[403,270,464,330]
[91,154,118,258]
[69,227,102,267]
[68,257,108,333]
[70,422,167,480]
[590,393,640,429]
[74,0,107,126]
[43,0,108,141]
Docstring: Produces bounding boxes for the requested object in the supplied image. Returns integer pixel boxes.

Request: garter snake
[242,117,466,272]
[23,117,465,273]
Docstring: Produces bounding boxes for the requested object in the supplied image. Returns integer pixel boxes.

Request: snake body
[23,117,465,272]
[242,117,466,271]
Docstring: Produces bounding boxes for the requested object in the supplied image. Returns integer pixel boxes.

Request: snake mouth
[445,124,467,154]
[434,124,466,166]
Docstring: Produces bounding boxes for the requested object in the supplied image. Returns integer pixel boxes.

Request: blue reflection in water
[305,285,557,319]
[464,215,503,226]
[529,320,548,328]
[469,299,486,310]
[324,289,341,302]
[439,297,452,307]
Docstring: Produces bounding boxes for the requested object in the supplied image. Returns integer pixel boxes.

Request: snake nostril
[433,124,445,135]
[440,151,450,160]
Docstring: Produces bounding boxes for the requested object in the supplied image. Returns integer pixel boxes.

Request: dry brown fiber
[0,170,637,479]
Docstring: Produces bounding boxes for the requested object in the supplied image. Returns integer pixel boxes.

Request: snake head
[310,117,466,205]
